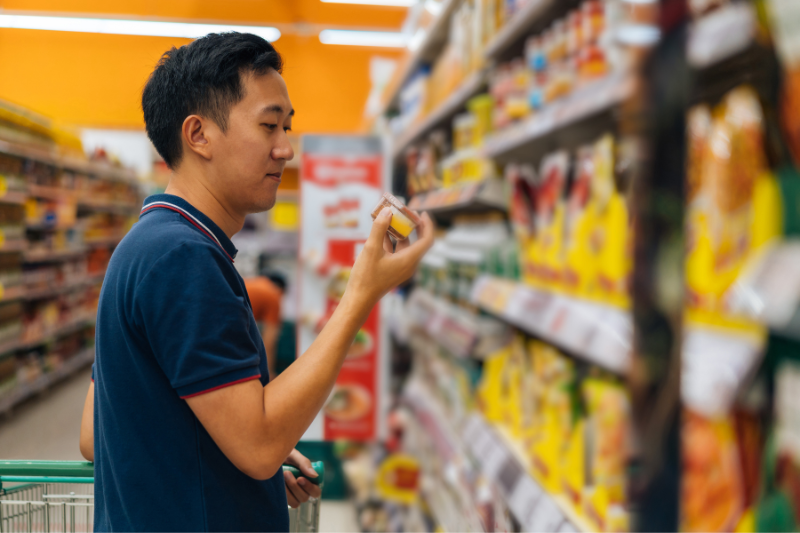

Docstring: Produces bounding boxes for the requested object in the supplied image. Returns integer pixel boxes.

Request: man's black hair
[142,32,283,169]
[261,269,287,292]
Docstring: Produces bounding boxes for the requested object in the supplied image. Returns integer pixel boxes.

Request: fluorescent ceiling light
[320,0,416,6]
[319,29,408,47]
[0,14,281,41]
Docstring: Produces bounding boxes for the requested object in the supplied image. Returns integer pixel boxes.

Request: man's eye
[262,123,278,130]
[284,127,292,133]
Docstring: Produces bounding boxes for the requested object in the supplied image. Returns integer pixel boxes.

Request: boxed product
[685,86,783,327]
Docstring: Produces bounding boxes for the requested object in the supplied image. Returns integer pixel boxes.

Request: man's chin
[248,195,277,214]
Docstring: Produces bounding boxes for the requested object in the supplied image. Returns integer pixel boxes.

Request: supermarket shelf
[0,239,27,253]
[406,289,480,358]
[24,248,88,263]
[0,190,27,206]
[402,379,493,532]
[0,346,95,415]
[26,221,71,231]
[0,285,25,303]
[405,377,589,533]
[23,270,106,301]
[463,413,593,533]
[27,184,73,200]
[77,198,139,213]
[0,313,96,358]
[470,275,632,374]
[687,2,756,69]
[379,0,460,113]
[408,178,507,215]
[484,0,554,61]
[472,275,768,416]
[391,69,488,161]
[482,73,635,162]
[85,235,124,247]
[0,139,136,184]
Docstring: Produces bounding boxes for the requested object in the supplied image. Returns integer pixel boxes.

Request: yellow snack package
[583,378,631,530]
[685,87,782,327]
[477,343,511,423]
[587,134,631,308]
[528,150,569,290]
[562,145,595,298]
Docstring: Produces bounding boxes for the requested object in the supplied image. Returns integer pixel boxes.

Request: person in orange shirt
[245,270,287,379]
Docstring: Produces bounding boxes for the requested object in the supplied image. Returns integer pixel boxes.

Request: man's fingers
[287,448,319,479]
[395,235,411,252]
[284,470,309,504]
[383,234,394,254]
[367,207,393,251]
[286,491,300,509]
[299,477,322,499]
[396,212,435,260]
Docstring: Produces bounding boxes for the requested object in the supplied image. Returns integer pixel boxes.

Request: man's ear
[182,115,213,161]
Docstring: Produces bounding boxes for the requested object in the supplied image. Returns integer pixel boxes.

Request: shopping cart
[0,460,324,533]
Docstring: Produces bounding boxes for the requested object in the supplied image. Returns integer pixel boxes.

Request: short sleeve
[91,363,95,383]
[134,243,261,399]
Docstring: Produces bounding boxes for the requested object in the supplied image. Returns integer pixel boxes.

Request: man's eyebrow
[261,105,295,116]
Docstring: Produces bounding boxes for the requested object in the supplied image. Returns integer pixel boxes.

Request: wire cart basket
[0,460,324,533]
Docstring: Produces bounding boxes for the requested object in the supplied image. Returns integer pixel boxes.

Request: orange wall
[0,28,403,133]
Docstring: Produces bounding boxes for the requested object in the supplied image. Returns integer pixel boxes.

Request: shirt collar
[141,194,238,260]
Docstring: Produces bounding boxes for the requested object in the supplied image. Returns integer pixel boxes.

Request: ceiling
[0,0,409,132]
[0,0,408,30]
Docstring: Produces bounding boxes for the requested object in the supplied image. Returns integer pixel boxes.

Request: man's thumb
[300,457,319,478]
[368,207,393,246]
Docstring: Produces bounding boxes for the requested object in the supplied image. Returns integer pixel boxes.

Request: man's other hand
[283,448,322,508]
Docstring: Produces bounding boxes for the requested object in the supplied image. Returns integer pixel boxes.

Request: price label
[0,175,7,198]
[526,494,564,533]
[558,520,580,533]
[497,456,523,495]
[507,475,543,527]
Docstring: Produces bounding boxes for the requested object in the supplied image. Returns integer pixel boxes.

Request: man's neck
[164,170,244,239]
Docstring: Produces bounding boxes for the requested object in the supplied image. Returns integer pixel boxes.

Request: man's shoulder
[111,213,230,278]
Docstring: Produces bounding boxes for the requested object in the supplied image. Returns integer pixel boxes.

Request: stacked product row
[0,103,140,414]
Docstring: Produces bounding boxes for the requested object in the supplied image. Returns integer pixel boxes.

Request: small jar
[370,192,422,240]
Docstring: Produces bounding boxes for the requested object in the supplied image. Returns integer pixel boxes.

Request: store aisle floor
[0,368,360,532]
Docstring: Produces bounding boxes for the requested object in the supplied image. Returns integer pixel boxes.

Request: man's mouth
[266,172,282,182]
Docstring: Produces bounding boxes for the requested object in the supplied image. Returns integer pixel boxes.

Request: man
[78,32,433,532]
[244,268,286,378]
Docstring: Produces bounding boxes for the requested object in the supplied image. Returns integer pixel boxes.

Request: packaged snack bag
[685,87,783,325]
[562,145,595,297]
[531,347,574,493]
[681,410,745,532]
[525,151,569,289]
[587,134,631,307]
[507,163,538,243]
[583,377,631,531]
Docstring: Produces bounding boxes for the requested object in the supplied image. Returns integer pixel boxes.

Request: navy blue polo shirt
[92,193,288,532]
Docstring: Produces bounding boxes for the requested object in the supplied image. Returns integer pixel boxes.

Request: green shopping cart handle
[0,460,94,478]
[0,460,323,486]
[282,461,324,485]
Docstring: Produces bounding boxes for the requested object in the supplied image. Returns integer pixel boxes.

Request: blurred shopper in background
[244,269,286,379]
